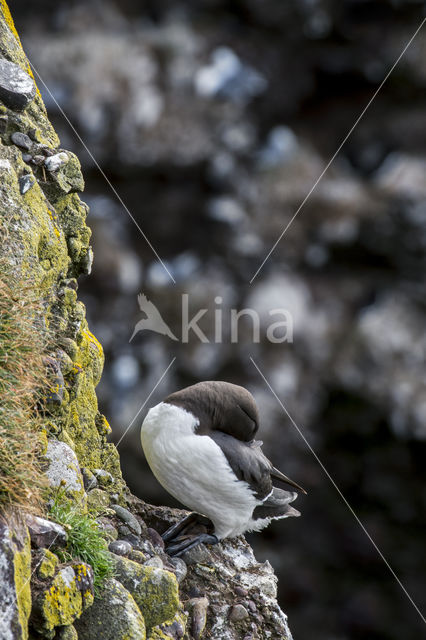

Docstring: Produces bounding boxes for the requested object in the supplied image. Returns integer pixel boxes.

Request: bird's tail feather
[253,487,301,520]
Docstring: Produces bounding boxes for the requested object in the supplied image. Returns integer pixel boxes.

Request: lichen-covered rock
[0,3,125,499]
[112,554,181,633]
[0,58,36,110]
[54,624,78,640]
[31,562,94,638]
[149,612,187,640]
[40,151,85,202]
[0,518,32,640]
[45,440,87,508]
[36,549,59,579]
[74,578,146,640]
[132,499,293,640]
[86,487,110,512]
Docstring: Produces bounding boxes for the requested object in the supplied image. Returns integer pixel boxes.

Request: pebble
[147,527,165,551]
[118,524,131,538]
[19,174,35,194]
[235,586,248,597]
[0,59,36,110]
[39,145,54,157]
[247,600,257,613]
[108,539,132,556]
[21,153,32,163]
[120,532,146,552]
[111,504,142,535]
[180,544,212,565]
[81,468,97,491]
[28,128,38,141]
[32,154,45,166]
[93,468,114,487]
[229,604,249,622]
[143,555,163,569]
[96,519,118,541]
[190,597,209,640]
[11,131,32,150]
[167,556,187,584]
[44,151,68,172]
[129,550,146,564]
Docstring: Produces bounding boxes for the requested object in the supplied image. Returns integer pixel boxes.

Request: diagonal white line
[17,356,176,597]
[28,61,176,284]
[250,356,426,627]
[250,15,426,284]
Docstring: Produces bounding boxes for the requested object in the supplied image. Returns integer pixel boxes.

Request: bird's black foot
[162,512,200,543]
[161,512,213,543]
[166,533,219,557]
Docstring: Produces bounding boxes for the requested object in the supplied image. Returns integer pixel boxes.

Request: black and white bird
[141,381,306,556]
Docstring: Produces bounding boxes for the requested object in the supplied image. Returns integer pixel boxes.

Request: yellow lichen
[13,526,32,640]
[0,0,41,96]
[37,549,59,579]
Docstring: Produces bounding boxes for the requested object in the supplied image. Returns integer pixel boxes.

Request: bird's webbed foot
[162,512,213,543]
[161,512,217,557]
[162,512,200,543]
[166,532,219,557]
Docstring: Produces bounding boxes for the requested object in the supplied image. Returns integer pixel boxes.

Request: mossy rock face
[112,554,181,633]
[0,2,125,499]
[0,1,58,146]
[36,549,59,580]
[31,562,94,638]
[74,578,146,640]
[0,519,32,640]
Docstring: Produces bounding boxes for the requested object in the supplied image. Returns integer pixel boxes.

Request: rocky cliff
[0,3,293,639]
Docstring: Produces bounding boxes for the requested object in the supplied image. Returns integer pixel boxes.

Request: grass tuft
[49,493,115,594]
[0,236,49,513]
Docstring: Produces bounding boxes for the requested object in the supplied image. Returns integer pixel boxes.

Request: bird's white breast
[141,402,259,538]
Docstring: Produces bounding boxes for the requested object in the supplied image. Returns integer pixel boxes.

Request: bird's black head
[164,381,260,442]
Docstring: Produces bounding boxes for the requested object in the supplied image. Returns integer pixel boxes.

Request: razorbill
[141,381,306,556]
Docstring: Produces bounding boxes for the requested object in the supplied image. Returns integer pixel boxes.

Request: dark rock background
[10,1,426,638]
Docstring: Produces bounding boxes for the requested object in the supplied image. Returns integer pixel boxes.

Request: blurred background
[10,1,426,638]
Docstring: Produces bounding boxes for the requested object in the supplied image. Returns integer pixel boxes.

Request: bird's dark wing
[209,431,273,500]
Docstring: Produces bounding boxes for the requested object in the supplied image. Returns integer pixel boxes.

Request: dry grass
[0,236,49,513]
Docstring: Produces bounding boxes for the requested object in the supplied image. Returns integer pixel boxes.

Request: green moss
[112,556,181,633]
[86,488,110,513]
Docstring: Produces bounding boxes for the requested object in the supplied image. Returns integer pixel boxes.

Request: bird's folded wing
[209,431,273,500]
